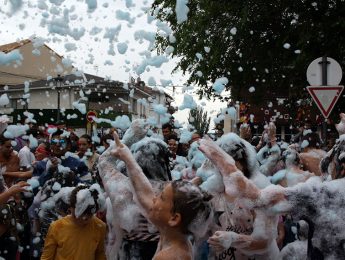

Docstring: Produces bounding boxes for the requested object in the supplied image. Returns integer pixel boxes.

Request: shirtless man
[109,133,213,260]
[0,135,32,187]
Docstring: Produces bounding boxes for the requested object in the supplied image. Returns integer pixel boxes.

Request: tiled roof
[0,39,31,53]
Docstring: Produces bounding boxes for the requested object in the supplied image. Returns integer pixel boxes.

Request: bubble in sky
[175,0,189,24]
[117,42,128,54]
[283,43,291,49]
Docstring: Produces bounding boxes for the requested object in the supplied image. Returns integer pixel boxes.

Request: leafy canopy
[151,0,345,107]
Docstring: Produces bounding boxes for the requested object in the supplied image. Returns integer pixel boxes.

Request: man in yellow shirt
[41,185,106,260]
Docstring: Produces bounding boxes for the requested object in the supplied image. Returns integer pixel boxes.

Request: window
[10,98,27,109]
[132,99,137,114]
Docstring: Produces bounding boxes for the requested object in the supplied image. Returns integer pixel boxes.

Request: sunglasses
[51,139,66,145]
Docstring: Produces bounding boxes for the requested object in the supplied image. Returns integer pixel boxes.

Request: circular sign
[307,57,342,86]
[86,111,97,123]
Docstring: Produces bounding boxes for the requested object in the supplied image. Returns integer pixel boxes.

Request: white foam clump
[197,164,224,193]
[148,77,156,86]
[75,188,95,218]
[117,42,128,54]
[179,94,197,110]
[52,186,75,206]
[52,182,61,192]
[227,107,237,120]
[188,142,206,169]
[58,165,71,174]
[160,79,172,87]
[27,178,40,189]
[3,124,29,138]
[8,0,23,13]
[28,134,38,149]
[111,115,131,131]
[121,119,148,148]
[179,129,193,144]
[230,27,237,35]
[196,71,203,77]
[165,46,174,55]
[283,43,291,49]
[32,237,41,244]
[135,55,169,75]
[171,170,182,180]
[62,57,73,68]
[249,86,255,93]
[85,0,97,12]
[263,177,345,259]
[64,42,77,52]
[153,103,167,115]
[196,53,203,60]
[175,0,189,24]
[103,25,122,43]
[280,240,307,260]
[72,101,86,114]
[0,49,23,65]
[134,30,156,46]
[303,129,312,136]
[212,77,228,94]
[0,94,10,106]
[300,140,309,149]
[116,10,135,24]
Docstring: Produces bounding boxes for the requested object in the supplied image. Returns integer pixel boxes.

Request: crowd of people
[0,112,344,260]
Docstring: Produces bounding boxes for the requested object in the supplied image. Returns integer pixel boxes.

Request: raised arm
[198,137,260,201]
[198,137,238,177]
[0,181,28,205]
[110,133,154,214]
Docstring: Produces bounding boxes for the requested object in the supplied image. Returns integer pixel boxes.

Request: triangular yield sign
[307,86,344,118]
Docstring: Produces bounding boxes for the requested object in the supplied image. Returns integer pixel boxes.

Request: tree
[151,0,345,119]
[188,106,211,135]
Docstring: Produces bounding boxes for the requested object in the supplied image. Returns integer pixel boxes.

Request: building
[0,39,174,131]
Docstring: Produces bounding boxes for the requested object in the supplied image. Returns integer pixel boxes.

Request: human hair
[162,123,173,131]
[51,128,64,139]
[79,134,92,144]
[0,134,12,145]
[217,133,256,179]
[171,180,213,236]
[193,131,203,138]
[167,134,178,142]
[69,185,101,215]
[131,137,172,181]
[100,134,113,145]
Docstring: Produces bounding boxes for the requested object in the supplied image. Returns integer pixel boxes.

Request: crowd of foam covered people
[0,112,345,260]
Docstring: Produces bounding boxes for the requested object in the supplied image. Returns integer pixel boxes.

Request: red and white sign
[307,86,344,118]
[86,111,97,123]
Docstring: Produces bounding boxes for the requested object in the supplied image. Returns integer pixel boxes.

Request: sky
[0,0,228,129]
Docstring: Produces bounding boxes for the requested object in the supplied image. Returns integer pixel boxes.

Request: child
[41,184,106,260]
[110,133,213,260]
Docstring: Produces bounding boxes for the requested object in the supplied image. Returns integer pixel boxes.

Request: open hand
[208,231,237,251]
[110,132,132,162]
[198,135,220,158]
[8,181,29,195]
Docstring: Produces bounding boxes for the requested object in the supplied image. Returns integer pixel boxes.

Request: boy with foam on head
[41,184,106,260]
